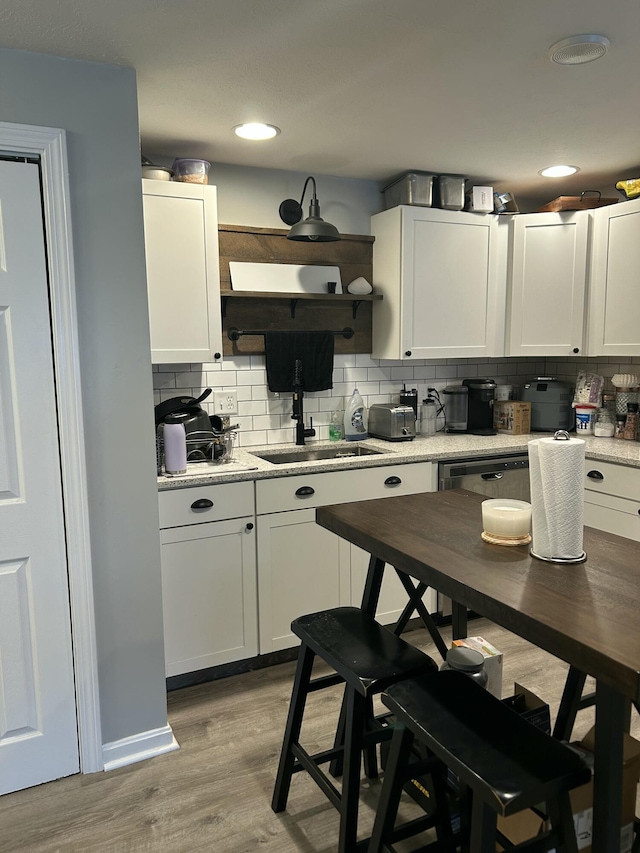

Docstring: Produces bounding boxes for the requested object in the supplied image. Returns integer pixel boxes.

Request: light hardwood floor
[1,618,636,853]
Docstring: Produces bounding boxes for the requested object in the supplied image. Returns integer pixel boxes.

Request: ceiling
[2,0,640,208]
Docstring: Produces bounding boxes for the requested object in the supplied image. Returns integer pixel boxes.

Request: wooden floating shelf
[221,291,382,320]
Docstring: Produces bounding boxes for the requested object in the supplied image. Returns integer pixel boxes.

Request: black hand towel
[265,331,334,393]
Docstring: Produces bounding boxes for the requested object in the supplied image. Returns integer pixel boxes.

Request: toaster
[367,403,416,441]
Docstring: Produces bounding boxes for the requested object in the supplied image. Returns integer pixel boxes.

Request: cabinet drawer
[584,494,640,542]
[256,462,433,515]
[584,461,640,501]
[159,481,254,529]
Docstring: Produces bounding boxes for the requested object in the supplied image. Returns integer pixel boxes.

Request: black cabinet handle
[384,476,402,486]
[245,522,254,532]
[214,352,221,360]
[587,470,604,481]
[482,472,504,481]
[405,351,412,357]
[573,347,580,354]
[295,486,315,498]
[191,498,214,510]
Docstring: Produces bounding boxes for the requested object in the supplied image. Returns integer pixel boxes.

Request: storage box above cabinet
[370,206,506,360]
[142,179,222,364]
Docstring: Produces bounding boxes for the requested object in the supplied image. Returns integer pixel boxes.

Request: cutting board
[536,195,618,213]
[229,261,343,294]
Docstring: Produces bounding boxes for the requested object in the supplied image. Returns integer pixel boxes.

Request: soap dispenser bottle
[344,388,367,441]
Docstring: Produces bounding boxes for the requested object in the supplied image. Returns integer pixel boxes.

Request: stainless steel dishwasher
[437,454,530,616]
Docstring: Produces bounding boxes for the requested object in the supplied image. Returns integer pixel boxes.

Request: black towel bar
[228,327,354,341]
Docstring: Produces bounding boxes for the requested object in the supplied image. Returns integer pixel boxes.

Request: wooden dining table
[316,488,640,853]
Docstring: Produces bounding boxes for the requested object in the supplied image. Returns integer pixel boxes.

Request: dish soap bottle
[344,388,367,441]
[329,406,343,441]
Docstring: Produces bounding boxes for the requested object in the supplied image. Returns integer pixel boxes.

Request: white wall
[147,157,383,233]
[0,49,168,747]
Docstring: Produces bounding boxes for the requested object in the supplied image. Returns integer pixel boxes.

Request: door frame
[0,121,102,772]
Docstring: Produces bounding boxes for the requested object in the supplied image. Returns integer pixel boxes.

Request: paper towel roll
[528,435,585,561]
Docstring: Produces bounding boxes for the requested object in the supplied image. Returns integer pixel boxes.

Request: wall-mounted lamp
[279,176,341,242]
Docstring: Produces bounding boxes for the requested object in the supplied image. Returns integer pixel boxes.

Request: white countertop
[157,433,640,490]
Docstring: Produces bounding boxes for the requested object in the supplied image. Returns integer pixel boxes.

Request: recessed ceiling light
[233,123,280,141]
[539,165,580,178]
[548,34,610,65]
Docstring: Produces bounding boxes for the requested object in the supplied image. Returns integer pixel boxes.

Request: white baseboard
[102,724,179,772]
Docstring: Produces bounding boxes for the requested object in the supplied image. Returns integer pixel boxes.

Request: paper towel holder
[529,429,587,564]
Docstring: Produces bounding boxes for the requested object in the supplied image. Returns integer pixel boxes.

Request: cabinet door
[507,212,588,356]
[588,198,640,356]
[256,508,351,653]
[371,206,506,359]
[143,180,222,364]
[160,516,257,676]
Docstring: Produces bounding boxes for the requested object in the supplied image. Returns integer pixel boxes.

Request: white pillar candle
[482,499,532,538]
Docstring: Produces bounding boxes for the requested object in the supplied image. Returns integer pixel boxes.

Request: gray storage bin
[383,171,435,209]
[435,175,467,210]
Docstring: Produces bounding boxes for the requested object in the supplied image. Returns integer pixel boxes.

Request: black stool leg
[331,692,379,780]
[548,790,579,853]
[469,796,497,853]
[553,666,588,741]
[272,643,315,813]
[339,687,367,853]
[363,694,379,779]
[368,723,415,853]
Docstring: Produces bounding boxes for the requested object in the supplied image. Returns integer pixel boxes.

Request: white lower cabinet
[256,508,352,652]
[584,461,640,542]
[158,482,257,676]
[256,462,436,652]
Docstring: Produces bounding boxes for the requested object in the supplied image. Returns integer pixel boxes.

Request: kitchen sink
[250,445,385,465]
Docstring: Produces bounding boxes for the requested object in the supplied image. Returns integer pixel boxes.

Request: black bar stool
[368,670,591,853]
[271,606,438,853]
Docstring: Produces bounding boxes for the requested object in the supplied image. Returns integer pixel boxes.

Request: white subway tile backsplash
[344,367,370,382]
[156,353,638,447]
[238,400,267,416]
[235,369,267,386]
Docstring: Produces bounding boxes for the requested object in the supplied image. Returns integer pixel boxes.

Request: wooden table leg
[592,681,626,853]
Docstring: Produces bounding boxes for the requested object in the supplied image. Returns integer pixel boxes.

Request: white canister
[495,385,513,401]
[419,399,437,436]
[163,416,188,473]
[574,404,597,434]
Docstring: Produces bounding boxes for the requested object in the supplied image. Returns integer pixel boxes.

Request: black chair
[271,606,438,853]
[368,670,591,853]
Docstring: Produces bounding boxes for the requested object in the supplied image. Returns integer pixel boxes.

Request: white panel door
[0,160,78,794]
[507,212,588,356]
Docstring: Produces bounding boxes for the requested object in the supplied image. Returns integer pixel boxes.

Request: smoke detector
[548,34,610,65]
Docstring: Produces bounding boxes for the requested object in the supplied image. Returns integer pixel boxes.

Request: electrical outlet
[213,389,238,415]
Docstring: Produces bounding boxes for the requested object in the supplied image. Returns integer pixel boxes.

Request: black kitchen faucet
[292,359,316,445]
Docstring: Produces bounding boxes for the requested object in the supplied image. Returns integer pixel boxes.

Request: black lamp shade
[279,177,341,242]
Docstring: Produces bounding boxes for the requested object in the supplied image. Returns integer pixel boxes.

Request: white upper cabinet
[506,211,589,357]
[142,179,222,364]
[588,197,640,356]
[371,206,506,360]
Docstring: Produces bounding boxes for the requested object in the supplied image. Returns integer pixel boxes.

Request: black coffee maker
[462,378,496,435]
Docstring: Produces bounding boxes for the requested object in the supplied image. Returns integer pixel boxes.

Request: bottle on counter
[623,403,639,441]
[329,406,343,441]
[163,413,188,473]
[344,388,368,441]
[614,413,627,439]
[594,394,616,438]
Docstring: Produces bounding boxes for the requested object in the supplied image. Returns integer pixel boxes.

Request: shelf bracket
[290,298,299,319]
[221,295,229,317]
[352,300,363,319]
